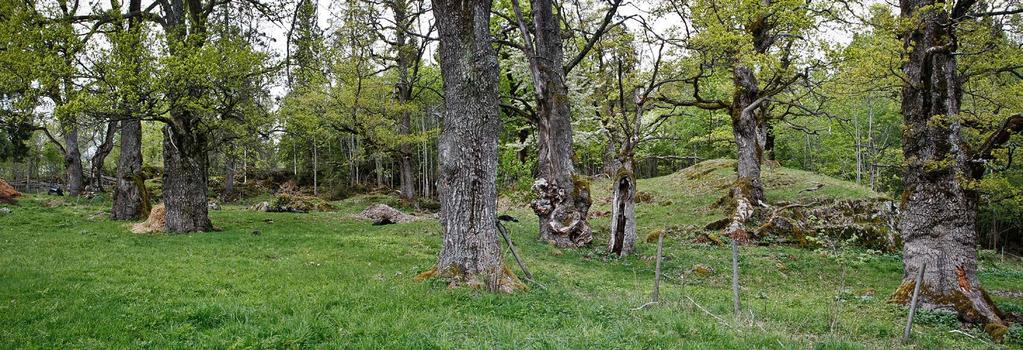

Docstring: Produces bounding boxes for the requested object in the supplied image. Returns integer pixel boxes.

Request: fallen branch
[902,263,926,343]
[686,296,732,328]
[497,220,546,290]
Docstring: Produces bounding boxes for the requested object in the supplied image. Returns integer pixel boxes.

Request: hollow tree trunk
[427,0,520,292]
[161,124,212,232]
[90,120,118,192]
[607,157,636,256]
[62,123,84,196]
[730,65,765,206]
[527,0,592,248]
[890,0,1006,337]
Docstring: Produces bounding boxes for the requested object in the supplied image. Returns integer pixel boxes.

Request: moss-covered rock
[755,198,901,252]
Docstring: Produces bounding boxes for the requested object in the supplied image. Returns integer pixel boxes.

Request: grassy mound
[581,159,895,249]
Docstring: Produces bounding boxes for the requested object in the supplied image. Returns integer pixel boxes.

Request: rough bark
[518,0,593,248]
[113,118,149,220]
[62,123,84,196]
[427,0,521,292]
[90,120,118,192]
[730,66,765,206]
[891,0,1006,338]
[161,124,212,232]
[155,0,213,233]
[607,158,636,256]
[112,0,149,220]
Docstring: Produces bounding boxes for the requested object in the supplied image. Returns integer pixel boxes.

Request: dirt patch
[0,178,21,204]
[356,204,419,224]
[131,204,166,233]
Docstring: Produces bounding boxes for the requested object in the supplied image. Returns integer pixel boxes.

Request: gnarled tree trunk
[525,0,592,248]
[113,118,149,220]
[90,120,118,192]
[891,0,1006,338]
[730,66,765,206]
[426,0,520,292]
[161,124,212,232]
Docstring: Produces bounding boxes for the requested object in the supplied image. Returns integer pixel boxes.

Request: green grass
[1,160,1021,349]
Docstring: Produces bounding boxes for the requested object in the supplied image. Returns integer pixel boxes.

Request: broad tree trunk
[607,157,636,256]
[161,124,212,232]
[90,120,118,192]
[426,0,520,292]
[62,123,84,196]
[890,0,1006,336]
[730,66,765,205]
[526,0,593,248]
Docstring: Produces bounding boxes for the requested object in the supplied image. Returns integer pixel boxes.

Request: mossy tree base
[891,278,1007,341]
[415,265,526,294]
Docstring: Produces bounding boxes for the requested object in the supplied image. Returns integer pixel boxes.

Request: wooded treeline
[2,0,1023,338]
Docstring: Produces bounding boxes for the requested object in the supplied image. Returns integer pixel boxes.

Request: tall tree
[104,0,154,220]
[658,0,812,241]
[382,0,430,203]
[425,0,521,291]
[152,0,274,232]
[507,0,622,247]
[891,0,1023,337]
[30,1,89,196]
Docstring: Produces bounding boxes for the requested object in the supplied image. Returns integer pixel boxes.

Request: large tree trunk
[161,124,212,232]
[730,66,765,206]
[62,123,84,196]
[425,0,520,292]
[90,120,118,192]
[112,0,150,220]
[890,0,1006,337]
[527,0,592,248]
[607,157,636,256]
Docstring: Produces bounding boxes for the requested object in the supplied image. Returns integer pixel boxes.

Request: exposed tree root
[891,279,1008,342]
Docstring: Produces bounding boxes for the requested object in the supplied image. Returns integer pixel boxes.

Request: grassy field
[1,161,1021,349]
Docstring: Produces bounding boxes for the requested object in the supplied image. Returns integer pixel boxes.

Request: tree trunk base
[531,177,593,248]
[891,280,1008,341]
[415,264,526,293]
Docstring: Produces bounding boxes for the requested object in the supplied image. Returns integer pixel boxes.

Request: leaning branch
[975,113,1023,161]
[564,0,624,74]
